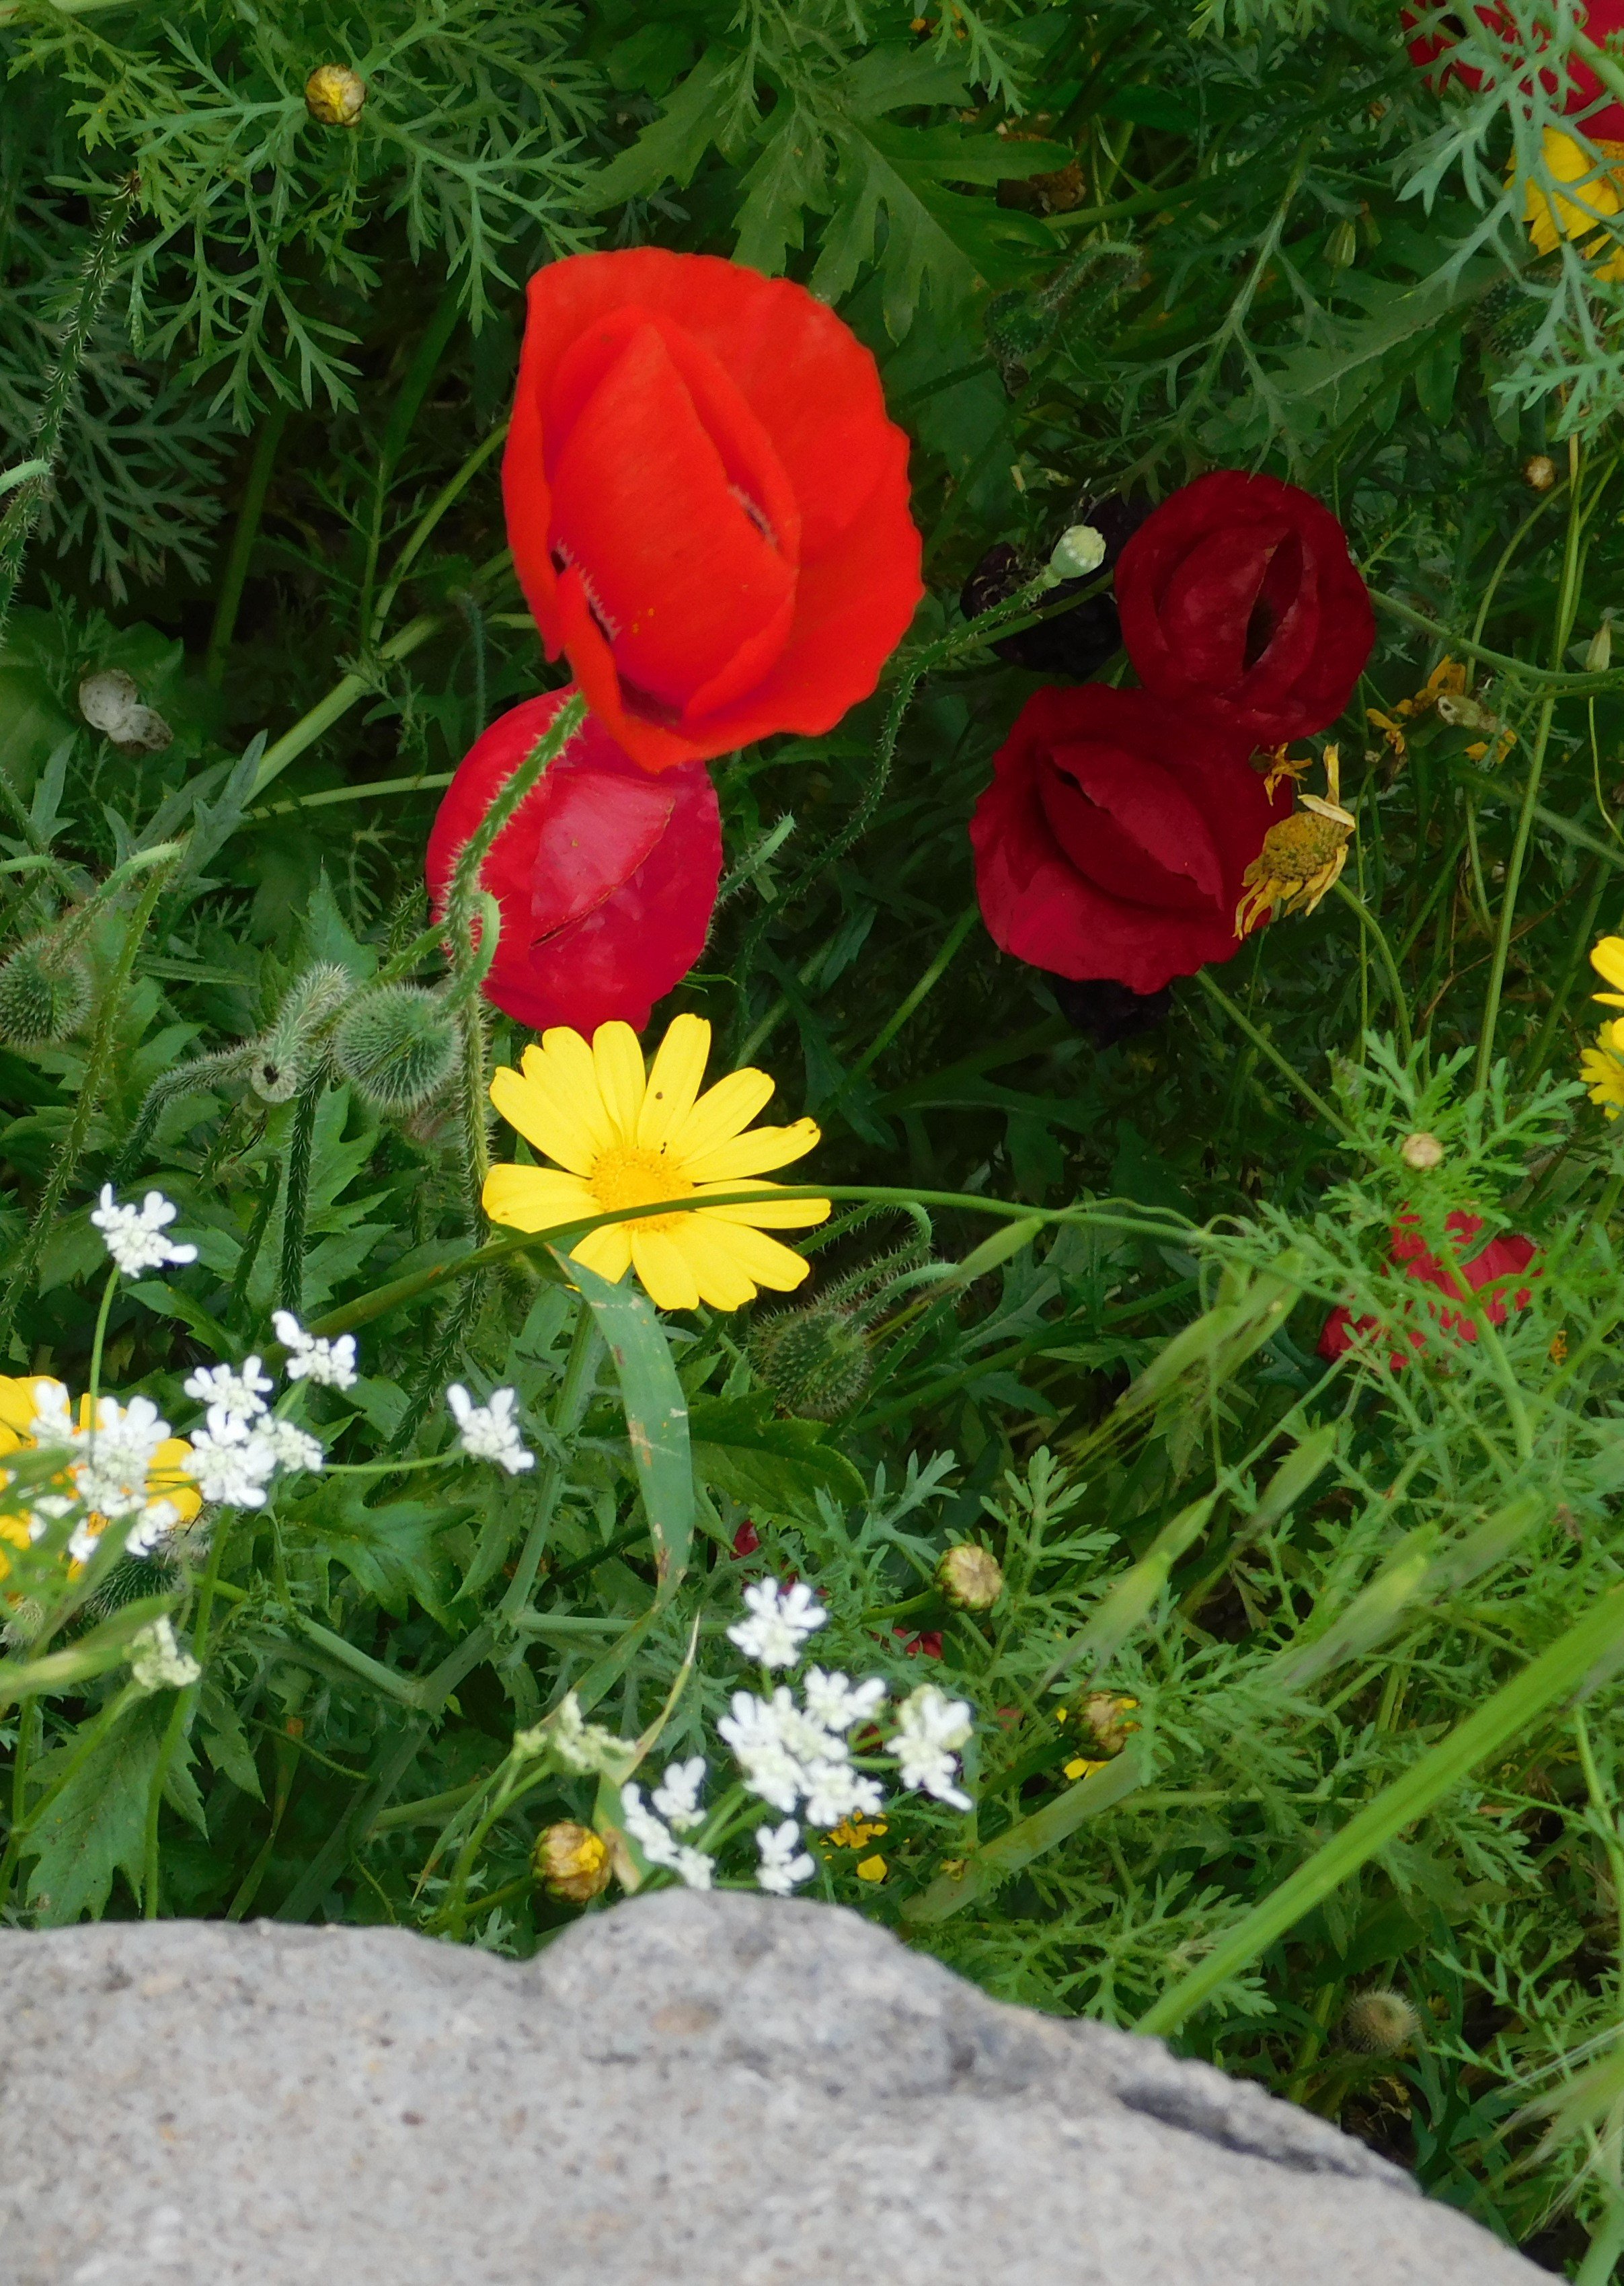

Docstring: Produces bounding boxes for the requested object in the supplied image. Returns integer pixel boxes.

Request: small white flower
[447,1384,534,1475]
[184,1421,279,1509]
[801,1668,888,1734]
[893,1684,974,1811]
[533,1691,636,1780]
[91,1186,198,1278]
[755,1819,816,1896]
[272,1310,358,1390]
[727,1577,826,1669]
[718,1689,806,1813]
[621,1782,715,1891]
[72,1397,174,1522]
[124,1498,181,1559]
[183,1357,272,1424]
[26,1378,74,1449]
[800,1760,886,1831]
[128,1615,200,1693]
[651,1755,707,1832]
[67,1520,100,1566]
[259,1418,324,1475]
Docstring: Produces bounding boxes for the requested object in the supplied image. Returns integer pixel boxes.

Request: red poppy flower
[1319,1211,1539,1366]
[1114,471,1375,746]
[424,687,721,1035]
[1407,2,1624,141]
[968,683,1286,995]
[502,249,923,773]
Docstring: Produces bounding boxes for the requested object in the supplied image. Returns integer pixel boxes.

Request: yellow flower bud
[936,1543,1003,1611]
[1400,1131,1444,1171]
[1080,1691,1139,1755]
[1524,453,1557,493]
[533,1821,611,1903]
[305,65,366,126]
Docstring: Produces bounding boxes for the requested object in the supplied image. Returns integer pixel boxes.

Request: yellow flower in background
[1591,936,1624,1011]
[484,1015,830,1313]
[1522,127,1624,280]
[1582,1019,1624,1119]
[0,1376,199,1580]
[1367,657,1468,761]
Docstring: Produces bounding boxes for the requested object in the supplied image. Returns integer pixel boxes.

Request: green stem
[1328,879,1412,1057]
[85,1263,120,1410]
[498,1299,598,1624]
[368,422,510,644]
[205,401,289,687]
[1195,970,1350,1138]
[0,852,176,1352]
[276,1077,322,1317]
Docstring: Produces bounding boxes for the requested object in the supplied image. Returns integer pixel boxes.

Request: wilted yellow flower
[484,1016,829,1313]
[1367,657,1468,761]
[1236,745,1356,936]
[533,1821,613,1903]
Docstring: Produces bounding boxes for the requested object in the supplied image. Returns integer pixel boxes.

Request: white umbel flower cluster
[272,1311,358,1389]
[128,1615,200,1693]
[446,1384,534,1474]
[720,1671,888,1829]
[91,1186,198,1277]
[755,1819,816,1896]
[727,1577,826,1668]
[651,1755,707,1831]
[180,1344,326,1512]
[621,1781,714,1890]
[893,1685,975,1810]
[28,1383,186,1562]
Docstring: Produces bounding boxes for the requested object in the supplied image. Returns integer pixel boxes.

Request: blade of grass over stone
[902,1741,1149,1925]
[1041,1496,1217,1692]
[1136,1584,1624,2038]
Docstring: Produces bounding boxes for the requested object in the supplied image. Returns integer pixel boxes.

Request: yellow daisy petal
[149,1439,202,1525]
[0,1377,38,1446]
[697,1185,831,1229]
[666,1220,761,1311]
[1592,937,1624,1005]
[636,1014,711,1151]
[533,1032,617,1153]
[484,1164,598,1233]
[664,1067,775,1162]
[683,1117,822,1184]
[569,1223,634,1285]
[592,1022,647,1141]
[491,1061,598,1176]
[697,1221,813,1293]
[629,1227,700,1311]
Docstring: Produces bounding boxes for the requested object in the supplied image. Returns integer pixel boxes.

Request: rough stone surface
[0,1891,1541,2285]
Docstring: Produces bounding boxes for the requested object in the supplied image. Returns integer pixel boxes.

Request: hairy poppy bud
[305,64,366,125]
[1524,453,1557,492]
[1340,1989,1420,2054]
[937,1543,1003,1611]
[0,933,93,1044]
[249,964,352,1104]
[752,1303,870,1420]
[79,668,171,754]
[334,985,461,1111]
[1401,1131,1444,1171]
[534,1821,612,1903]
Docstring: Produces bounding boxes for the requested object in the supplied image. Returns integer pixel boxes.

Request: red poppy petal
[523,765,675,936]
[1047,738,1226,903]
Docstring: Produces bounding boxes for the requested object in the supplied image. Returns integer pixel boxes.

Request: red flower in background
[1114,471,1374,746]
[1319,1211,1539,1366]
[503,249,922,773]
[425,688,721,1036]
[969,683,1286,995]
[1407,2,1624,141]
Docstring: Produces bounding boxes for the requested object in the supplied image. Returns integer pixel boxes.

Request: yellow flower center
[588,1144,695,1231]
[1255,811,1348,884]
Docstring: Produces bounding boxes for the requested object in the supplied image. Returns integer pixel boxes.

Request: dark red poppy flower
[502,249,923,773]
[1319,1211,1539,1366]
[969,683,1286,995]
[1407,2,1624,141]
[424,687,720,1035]
[1114,471,1375,746]
[732,1519,761,1558]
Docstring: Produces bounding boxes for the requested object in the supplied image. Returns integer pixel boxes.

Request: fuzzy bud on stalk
[1340,1989,1420,2055]
[751,1303,871,1420]
[533,1821,612,1903]
[305,64,366,125]
[1046,523,1106,582]
[937,1543,1004,1611]
[1400,1131,1444,1171]
[1523,453,1557,493]
[0,932,93,1044]
[334,985,461,1112]
[250,963,352,1103]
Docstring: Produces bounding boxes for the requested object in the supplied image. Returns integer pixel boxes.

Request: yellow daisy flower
[1522,126,1624,281]
[1582,1018,1624,1120]
[1591,935,1624,1012]
[483,1014,830,1313]
[0,1376,199,1581]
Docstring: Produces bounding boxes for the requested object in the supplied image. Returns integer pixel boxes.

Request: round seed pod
[533,1821,612,1904]
[305,63,366,126]
[1340,1989,1421,2055]
[0,934,93,1044]
[334,985,461,1111]
[937,1543,1004,1611]
[751,1303,871,1420]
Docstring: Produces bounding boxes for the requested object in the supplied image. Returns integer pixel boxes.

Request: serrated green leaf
[689,1393,866,1523]
[23,1694,167,1924]
[582,48,737,213]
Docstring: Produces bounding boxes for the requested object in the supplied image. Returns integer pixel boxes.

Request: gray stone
[0,1891,1541,2285]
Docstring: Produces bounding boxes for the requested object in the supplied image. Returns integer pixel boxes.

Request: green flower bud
[334,985,461,1111]
[0,933,93,1044]
[752,1303,872,1420]
[1325,217,1358,271]
[1340,1989,1420,2055]
[1588,620,1615,674]
[1048,523,1106,582]
[305,63,366,125]
[937,1543,1004,1611]
[250,963,353,1103]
